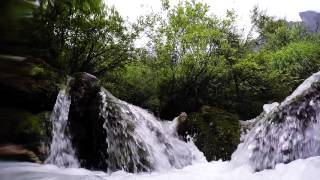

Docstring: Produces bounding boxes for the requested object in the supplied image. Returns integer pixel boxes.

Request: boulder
[68,72,151,172]
[67,72,102,169]
[0,144,41,163]
[0,108,51,162]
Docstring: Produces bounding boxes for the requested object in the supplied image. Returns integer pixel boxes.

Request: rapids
[3,71,320,179]
[1,157,320,180]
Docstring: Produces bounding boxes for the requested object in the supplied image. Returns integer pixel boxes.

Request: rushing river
[1,157,320,180]
[2,72,320,180]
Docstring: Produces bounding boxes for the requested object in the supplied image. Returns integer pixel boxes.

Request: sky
[105,0,320,30]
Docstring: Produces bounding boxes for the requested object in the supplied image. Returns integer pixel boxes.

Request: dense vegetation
[1,0,320,161]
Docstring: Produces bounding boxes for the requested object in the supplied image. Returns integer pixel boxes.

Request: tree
[33,0,136,76]
[251,6,307,50]
[133,0,248,118]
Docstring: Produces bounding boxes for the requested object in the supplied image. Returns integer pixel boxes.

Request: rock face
[0,57,60,112]
[299,11,320,33]
[232,71,320,171]
[0,57,59,162]
[67,73,106,170]
[180,106,240,161]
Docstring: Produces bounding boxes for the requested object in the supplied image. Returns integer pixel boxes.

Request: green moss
[30,66,45,76]
[188,106,240,161]
[0,108,49,144]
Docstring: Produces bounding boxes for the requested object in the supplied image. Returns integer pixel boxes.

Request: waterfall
[98,88,205,172]
[4,72,320,179]
[45,88,79,168]
[232,72,320,171]
[44,78,204,172]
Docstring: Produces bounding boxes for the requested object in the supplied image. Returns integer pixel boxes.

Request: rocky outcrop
[67,73,103,169]
[0,144,41,163]
[68,73,151,172]
[0,108,51,163]
[0,57,59,162]
[299,11,320,33]
[0,57,60,112]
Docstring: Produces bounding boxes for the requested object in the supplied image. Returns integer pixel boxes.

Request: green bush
[188,106,240,161]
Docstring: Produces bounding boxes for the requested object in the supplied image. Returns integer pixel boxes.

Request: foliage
[106,1,320,122]
[130,0,249,119]
[271,41,320,81]
[188,106,240,161]
[33,0,136,76]
[250,6,308,51]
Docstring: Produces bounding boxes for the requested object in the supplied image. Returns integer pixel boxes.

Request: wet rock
[0,108,51,162]
[176,112,189,141]
[0,144,41,163]
[68,72,151,172]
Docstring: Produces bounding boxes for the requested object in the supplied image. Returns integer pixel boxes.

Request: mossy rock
[0,56,58,162]
[0,108,51,162]
[0,57,60,113]
[187,106,240,161]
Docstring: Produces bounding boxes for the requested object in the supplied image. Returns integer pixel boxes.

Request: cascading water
[42,73,204,172]
[98,88,205,172]
[232,71,320,171]
[3,72,320,179]
[45,88,79,168]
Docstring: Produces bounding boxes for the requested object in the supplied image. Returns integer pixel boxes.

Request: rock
[0,57,57,162]
[68,72,151,172]
[0,144,41,163]
[187,106,240,161]
[299,11,320,33]
[178,112,188,123]
[0,108,51,162]
[176,112,189,141]
[68,72,102,169]
[0,57,60,113]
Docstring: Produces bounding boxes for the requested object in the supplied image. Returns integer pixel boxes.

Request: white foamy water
[45,89,79,168]
[1,156,320,180]
[98,89,206,172]
[4,71,320,179]
[233,71,320,170]
[283,71,320,106]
